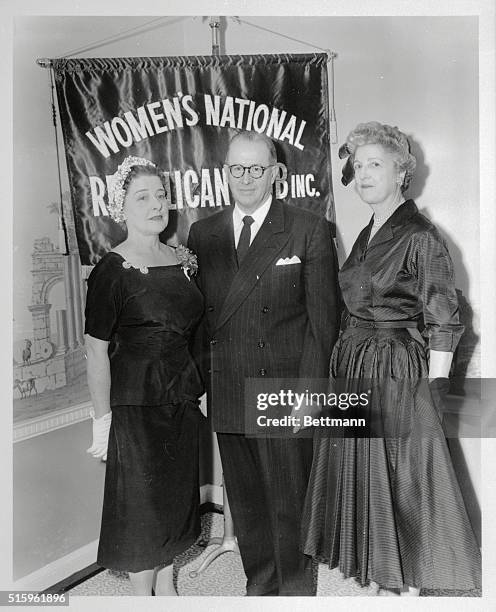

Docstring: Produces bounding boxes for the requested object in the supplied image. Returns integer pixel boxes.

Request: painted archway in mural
[13,237,88,420]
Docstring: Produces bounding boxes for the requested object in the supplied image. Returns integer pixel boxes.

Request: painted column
[63,257,77,350]
[69,254,84,346]
[55,309,68,355]
[28,303,52,360]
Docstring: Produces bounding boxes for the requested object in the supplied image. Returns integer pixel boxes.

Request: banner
[53,54,334,265]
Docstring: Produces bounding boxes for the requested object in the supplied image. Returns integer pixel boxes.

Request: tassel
[330,108,338,145]
[58,215,68,255]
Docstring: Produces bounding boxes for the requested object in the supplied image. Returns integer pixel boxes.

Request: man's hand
[199,392,208,418]
[291,397,321,433]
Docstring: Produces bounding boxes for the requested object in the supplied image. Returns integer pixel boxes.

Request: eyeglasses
[227,164,274,179]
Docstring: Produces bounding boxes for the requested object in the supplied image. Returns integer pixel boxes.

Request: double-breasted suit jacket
[188,198,340,433]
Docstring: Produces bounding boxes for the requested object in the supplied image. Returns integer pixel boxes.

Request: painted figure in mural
[14,377,37,399]
[22,339,32,365]
[84,157,204,596]
[301,122,481,595]
[188,131,340,596]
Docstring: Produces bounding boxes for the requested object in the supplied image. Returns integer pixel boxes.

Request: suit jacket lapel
[208,207,238,279]
[215,199,290,331]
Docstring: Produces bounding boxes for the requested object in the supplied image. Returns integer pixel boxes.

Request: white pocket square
[275,255,301,266]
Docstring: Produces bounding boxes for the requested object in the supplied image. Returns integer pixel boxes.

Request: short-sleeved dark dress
[302,201,481,591]
[84,251,204,572]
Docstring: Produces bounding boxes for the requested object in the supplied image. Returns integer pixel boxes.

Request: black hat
[339,143,354,187]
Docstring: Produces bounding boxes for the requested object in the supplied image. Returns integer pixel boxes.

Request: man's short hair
[226,131,277,165]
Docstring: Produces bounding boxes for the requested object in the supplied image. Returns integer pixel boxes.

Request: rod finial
[36,58,53,68]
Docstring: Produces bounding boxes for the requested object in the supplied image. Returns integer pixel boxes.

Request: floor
[68,512,480,598]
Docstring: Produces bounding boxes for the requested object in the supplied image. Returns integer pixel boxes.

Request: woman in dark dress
[85,156,204,595]
[301,123,481,595]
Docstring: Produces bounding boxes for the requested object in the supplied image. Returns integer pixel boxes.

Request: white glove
[87,411,112,461]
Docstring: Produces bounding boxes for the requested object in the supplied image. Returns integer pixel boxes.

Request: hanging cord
[231,17,338,143]
[329,54,338,144]
[57,16,190,59]
[231,17,337,57]
[48,67,69,256]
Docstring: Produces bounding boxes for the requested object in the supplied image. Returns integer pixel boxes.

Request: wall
[13,422,104,581]
[13,416,217,586]
[13,14,483,586]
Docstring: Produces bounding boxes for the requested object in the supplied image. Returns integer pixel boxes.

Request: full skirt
[301,328,481,590]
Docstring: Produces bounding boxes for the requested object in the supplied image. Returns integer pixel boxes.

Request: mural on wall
[13,194,89,423]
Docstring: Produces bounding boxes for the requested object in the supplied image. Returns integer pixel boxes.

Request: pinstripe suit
[188,198,340,595]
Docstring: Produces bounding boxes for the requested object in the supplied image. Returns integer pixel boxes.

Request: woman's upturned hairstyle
[107,156,167,222]
[341,122,416,192]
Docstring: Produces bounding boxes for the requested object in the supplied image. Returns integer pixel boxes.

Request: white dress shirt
[233,196,272,248]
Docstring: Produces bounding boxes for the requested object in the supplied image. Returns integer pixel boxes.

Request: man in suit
[188,131,340,596]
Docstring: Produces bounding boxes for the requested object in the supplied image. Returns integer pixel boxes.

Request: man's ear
[270,164,278,184]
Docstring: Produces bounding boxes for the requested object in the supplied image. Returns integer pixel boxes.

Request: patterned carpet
[69,512,480,597]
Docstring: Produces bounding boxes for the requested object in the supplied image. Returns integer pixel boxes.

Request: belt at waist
[112,333,188,357]
[346,316,419,329]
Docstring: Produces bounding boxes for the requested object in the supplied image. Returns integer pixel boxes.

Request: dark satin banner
[53,54,334,265]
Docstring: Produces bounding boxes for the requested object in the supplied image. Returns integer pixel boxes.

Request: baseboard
[13,540,99,593]
[13,402,92,442]
[14,484,224,592]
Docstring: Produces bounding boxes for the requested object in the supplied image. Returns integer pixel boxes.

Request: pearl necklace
[368,200,405,244]
[372,199,404,229]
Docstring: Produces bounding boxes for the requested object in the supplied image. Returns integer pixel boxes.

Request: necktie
[236,215,254,265]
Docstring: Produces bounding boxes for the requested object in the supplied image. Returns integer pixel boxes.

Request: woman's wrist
[89,408,111,421]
